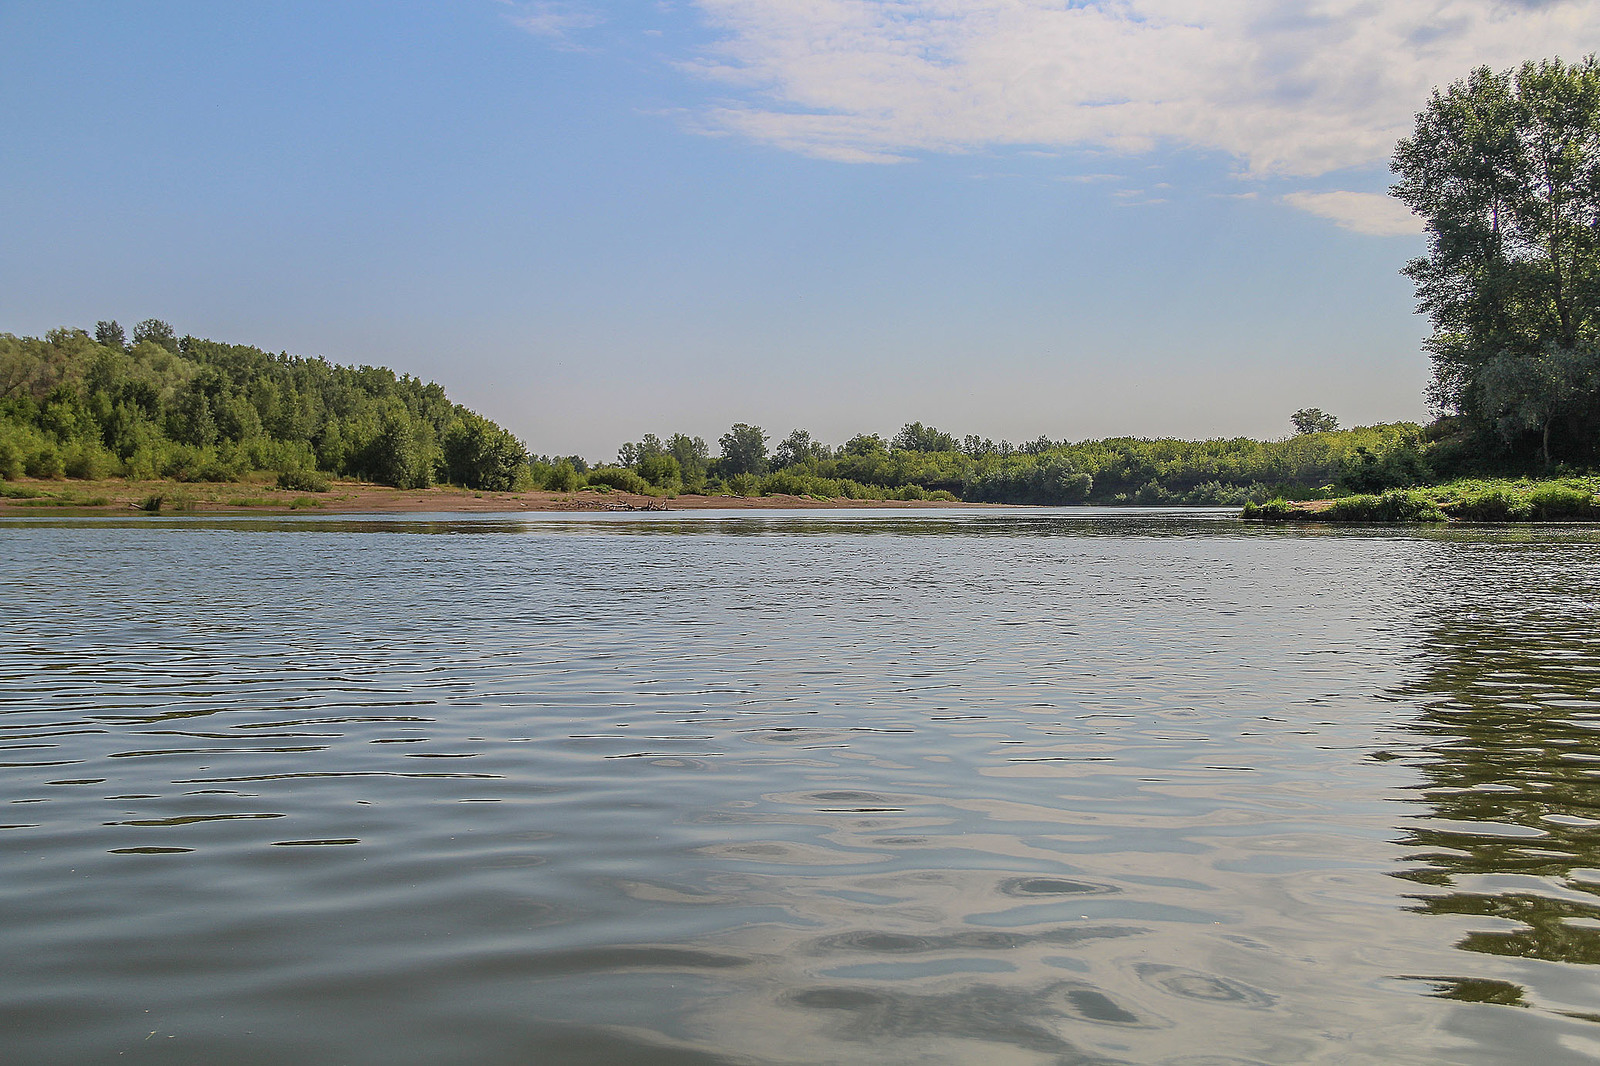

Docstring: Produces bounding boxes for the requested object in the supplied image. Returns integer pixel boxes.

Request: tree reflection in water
[1391,536,1600,1017]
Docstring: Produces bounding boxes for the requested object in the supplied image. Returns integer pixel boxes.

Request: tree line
[0,322,530,491]
[597,417,1436,504]
[0,323,1430,504]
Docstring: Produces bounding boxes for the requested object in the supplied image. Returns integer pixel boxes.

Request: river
[3,508,1599,1064]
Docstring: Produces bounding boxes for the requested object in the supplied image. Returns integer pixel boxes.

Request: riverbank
[0,477,1010,515]
[1241,476,1600,522]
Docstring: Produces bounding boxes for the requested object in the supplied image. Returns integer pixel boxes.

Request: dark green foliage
[963,456,1092,503]
[0,326,532,491]
[443,412,529,491]
[637,452,681,488]
[1339,436,1433,492]
[1291,408,1340,435]
[1240,498,1298,520]
[544,460,581,492]
[132,319,179,352]
[1526,483,1598,518]
[585,466,649,493]
[1392,58,1600,463]
[94,321,125,349]
[892,421,959,453]
[1321,491,1448,522]
[841,433,887,457]
[773,428,831,467]
[717,423,768,476]
[277,468,331,492]
[668,434,708,486]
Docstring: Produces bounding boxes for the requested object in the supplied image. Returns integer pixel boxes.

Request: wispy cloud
[682,0,1600,203]
[504,1,603,46]
[1281,191,1424,236]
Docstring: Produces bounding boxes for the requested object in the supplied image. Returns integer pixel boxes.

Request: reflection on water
[1392,534,1600,1022]
[3,511,1600,1064]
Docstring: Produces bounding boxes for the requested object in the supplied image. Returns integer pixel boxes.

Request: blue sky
[5,1,1597,461]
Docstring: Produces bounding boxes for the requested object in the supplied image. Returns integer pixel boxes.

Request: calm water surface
[4,508,1600,1064]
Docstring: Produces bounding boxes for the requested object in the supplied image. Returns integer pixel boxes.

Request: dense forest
[0,321,531,492]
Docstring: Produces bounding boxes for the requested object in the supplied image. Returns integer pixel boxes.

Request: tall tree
[1291,408,1340,435]
[94,321,126,349]
[774,428,829,467]
[717,423,768,476]
[1392,57,1600,460]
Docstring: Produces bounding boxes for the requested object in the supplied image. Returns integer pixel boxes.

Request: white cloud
[1281,191,1424,236]
[684,0,1600,179]
[505,1,602,44]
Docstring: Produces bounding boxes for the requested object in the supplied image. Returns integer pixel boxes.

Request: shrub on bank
[277,468,331,492]
[1321,490,1447,522]
[585,466,649,494]
[1239,498,1298,520]
[1527,483,1598,520]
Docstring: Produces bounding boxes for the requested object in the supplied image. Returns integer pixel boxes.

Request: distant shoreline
[0,478,1012,516]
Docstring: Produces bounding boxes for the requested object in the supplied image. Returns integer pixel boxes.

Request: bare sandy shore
[0,477,1008,515]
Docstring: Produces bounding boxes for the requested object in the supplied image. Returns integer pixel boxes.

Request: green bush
[1240,498,1298,520]
[543,461,580,492]
[637,452,681,488]
[25,441,64,479]
[1527,484,1597,520]
[1444,488,1527,521]
[137,492,194,513]
[277,468,331,492]
[162,445,243,483]
[443,412,528,491]
[586,466,649,493]
[1321,490,1446,522]
[62,440,115,480]
[0,438,24,481]
[0,483,49,499]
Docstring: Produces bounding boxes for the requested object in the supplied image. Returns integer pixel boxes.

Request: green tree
[892,421,958,452]
[841,433,887,457]
[1392,57,1600,458]
[132,319,178,353]
[667,434,707,478]
[774,428,829,467]
[444,410,529,490]
[95,321,126,349]
[718,422,768,476]
[366,408,432,488]
[1478,346,1600,462]
[637,452,681,487]
[1291,408,1340,435]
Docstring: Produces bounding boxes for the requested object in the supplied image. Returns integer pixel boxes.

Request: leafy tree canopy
[717,422,768,476]
[1392,55,1600,462]
[0,324,531,490]
[1291,408,1340,435]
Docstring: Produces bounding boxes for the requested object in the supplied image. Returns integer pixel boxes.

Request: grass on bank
[1242,477,1600,523]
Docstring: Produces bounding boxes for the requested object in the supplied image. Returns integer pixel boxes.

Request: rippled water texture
[4,509,1600,1064]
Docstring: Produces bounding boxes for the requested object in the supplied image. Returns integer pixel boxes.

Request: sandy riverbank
[0,477,1009,515]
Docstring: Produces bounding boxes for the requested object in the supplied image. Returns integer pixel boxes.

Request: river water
[3,508,1600,1064]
